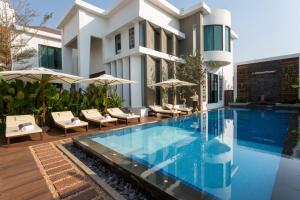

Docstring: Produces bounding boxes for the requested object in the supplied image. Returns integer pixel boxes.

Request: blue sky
[27,0,300,63]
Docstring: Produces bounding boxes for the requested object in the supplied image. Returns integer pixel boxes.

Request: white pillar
[105,63,111,75]
[116,59,123,98]
[62,46,73,89]
[78,33,91,84]
[123,57,130,107]
[111,61,117,92]
[130,55,142,107]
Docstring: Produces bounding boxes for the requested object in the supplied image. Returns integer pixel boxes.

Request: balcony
[204,50,232,67]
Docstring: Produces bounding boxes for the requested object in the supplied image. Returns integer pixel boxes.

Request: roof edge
[236,53,300,66]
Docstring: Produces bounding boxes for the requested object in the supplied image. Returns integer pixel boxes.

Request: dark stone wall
[237,57,299,103]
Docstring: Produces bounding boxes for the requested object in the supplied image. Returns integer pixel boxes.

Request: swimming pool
[74,108,297,200]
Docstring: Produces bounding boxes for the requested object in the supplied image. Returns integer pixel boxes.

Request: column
[130,55,142,107]
[62,46,73,90]
[122,57,130,107]
[116,59,123,98]
[78,33,91,88]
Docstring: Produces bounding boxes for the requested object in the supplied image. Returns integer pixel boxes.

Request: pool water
[91,108,293,200]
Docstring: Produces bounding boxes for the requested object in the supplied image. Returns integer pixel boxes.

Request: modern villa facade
[58,0,238,111]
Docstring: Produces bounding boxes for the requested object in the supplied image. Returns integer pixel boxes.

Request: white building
[12,26,62,70]
[0,0,62,70]
[58,0,238,111]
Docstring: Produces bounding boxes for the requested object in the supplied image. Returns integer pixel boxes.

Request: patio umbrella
[79,74,135,112]
[0,67,83,124]
[149,78,196,106]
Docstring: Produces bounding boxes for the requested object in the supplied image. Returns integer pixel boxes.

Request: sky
[26,0,300,63]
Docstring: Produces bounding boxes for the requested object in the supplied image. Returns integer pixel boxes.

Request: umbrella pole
[41,80,46,126]
[105,85,108,113]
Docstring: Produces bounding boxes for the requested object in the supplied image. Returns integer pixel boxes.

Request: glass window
[38,45,62,70]
[204,25,223,51]
[129,27,135,49]
[225,26,231,52]
[115,34,121,54]
[139,21,146,47]
[208,73,218,103]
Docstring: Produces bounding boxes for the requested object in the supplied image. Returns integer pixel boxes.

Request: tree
[0,0,52,71]
[176,51,207,110]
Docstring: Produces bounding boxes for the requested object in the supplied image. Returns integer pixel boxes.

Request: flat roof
[236,53,300,66]
[58,0,211,28]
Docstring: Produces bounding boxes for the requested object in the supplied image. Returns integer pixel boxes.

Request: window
[225,26,231,52]
[115,34,121,54]
[129,27,135,49]
[219,75,223,100]
[139,21,146,47]
[208,73,218,103]
[193,24,197,55]
[204,25,223,51]
[39,45,62,70]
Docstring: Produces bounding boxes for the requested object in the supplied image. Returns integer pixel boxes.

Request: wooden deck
[0,116,163,200]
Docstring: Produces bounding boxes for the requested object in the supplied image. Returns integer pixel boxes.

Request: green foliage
[235,97,248,103]
[176,51,207,108]
[0,80,124,126]
[108,94,124,109]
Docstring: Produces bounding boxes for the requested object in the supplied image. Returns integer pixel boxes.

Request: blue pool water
[91,108,293,200]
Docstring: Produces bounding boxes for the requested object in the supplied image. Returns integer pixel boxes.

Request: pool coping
[73,134,215,200]
[73,108,300,200]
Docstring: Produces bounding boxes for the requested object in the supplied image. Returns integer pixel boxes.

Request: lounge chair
[149,105,181,117]
[165,104,193,115]
[81,109,118,129]
[107,108,141,125]
[5,115,43,146]
[51,111,88,136]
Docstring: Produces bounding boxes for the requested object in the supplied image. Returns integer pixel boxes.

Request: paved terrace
[0,116,162,200]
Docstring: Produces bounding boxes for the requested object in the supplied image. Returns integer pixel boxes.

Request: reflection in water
[92,108,292,200]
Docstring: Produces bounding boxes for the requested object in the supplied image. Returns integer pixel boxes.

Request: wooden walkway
[0,116,161,200]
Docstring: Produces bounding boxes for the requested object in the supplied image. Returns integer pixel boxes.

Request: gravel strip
[64,143,151,200]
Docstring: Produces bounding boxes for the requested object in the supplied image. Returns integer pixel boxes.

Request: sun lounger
[81,109,118,129]
[51,111,88,136]
[107,108,141,125]
[149,105,181,117]
[165,104,193,115]
[5,115,43,146]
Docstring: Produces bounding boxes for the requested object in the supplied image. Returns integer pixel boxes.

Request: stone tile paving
[30,139,114,200]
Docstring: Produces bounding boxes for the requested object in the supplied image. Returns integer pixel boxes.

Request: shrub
[0,80,124,125]
[235,97,248,103]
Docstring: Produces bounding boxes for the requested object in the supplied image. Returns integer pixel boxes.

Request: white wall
[130,55,142,107]
[90,37,104,74]
[116,59,123,97]
[122,57,130,107]
[106,0,140,35]
[13,31,61,70]
[140,0,179,30]
[62,11,79,45]
[139,0,185,38]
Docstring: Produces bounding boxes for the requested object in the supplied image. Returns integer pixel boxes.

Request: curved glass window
[204,25,223,51]
[225,26,231,52]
